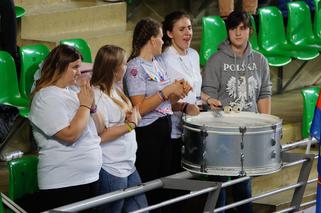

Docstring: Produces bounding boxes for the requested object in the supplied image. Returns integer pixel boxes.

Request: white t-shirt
[94,87,137,177]
[29,86,102,189]
[160,46,202,138]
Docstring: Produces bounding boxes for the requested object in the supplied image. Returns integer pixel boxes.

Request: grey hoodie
[202,40,272,112]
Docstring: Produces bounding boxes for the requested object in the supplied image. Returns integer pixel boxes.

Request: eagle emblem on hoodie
[226,76,258,110]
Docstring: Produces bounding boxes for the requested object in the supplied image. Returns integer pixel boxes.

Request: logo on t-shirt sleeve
[130,68,138,77]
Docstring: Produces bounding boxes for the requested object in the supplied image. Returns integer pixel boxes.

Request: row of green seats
[200,0,321,67]
[0,38,92,117]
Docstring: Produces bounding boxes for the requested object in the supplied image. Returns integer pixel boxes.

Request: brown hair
[128,18,162,61]
[32,44,82,97]
[91,45,132,110]
[162,10,192,51]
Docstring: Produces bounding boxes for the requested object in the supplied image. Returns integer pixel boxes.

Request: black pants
[135,115,172,212]
[17,181,99,213]
[0,0,20,75]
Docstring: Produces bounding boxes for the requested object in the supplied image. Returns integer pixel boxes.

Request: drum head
[183,111,282,131]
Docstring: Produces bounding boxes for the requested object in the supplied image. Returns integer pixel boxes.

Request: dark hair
[225,11,251,31]
[162,10,192,50]
[128,18,162,61]
[32,44,82,97]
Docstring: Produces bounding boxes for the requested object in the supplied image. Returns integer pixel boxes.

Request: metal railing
[47,138,318,213]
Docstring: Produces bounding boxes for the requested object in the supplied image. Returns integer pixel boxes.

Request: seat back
[200,16,227,66]
[7,156,39,201]
[0,51,22,104]
[258,7,287,49]
[19,44,50,98]
[315,0,321,38]
[287,1,315,45]
[301,87,321,139]
[59,38,92,63]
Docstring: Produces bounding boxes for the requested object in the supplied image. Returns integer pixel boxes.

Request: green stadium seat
[200,16,227,66]
[59,38,92,63]
[249,15,292,66]
[15,6,25,18]
[258,6,319,60]
[287,1,321,51]
[7,156,39,201]
[0,51,29,117]
[301,87,320,139]
[314,0,321,39]
[19,44,50,99]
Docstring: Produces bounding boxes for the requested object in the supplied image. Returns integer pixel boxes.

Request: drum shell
[182,112,282,176]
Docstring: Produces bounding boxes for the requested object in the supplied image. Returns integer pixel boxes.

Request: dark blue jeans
[98,169,148,213]
[210,176,253,213]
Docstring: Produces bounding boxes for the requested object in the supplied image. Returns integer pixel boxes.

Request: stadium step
[16,0,132,57]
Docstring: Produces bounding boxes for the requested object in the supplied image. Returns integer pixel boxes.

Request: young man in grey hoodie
[202,11,272,212]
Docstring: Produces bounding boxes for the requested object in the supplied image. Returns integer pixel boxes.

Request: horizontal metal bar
[51,171,195,212]
[1,193,27,213]
[281,138,317,152]
[130,185,220,213]
[274,199,316,213]
[214,178,317,212]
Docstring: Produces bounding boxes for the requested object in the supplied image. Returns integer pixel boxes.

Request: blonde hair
[91,45,132,110]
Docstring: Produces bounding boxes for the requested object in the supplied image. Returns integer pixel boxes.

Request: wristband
[128,121,137,128]
[159,90,168,101]
[126,122,134,132]
[90,104,97,114]
[80,104,91,110]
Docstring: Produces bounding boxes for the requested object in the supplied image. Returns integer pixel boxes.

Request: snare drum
[181,111,282,176]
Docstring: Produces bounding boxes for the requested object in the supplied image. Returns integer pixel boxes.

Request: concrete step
[20,1,126,39]
[14,0,98,10]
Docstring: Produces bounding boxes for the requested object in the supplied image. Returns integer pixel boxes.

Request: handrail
[50,138,318,213]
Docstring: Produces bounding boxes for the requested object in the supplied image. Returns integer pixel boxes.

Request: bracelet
[80,104,91,110]
[126,122,134,132]
[182,103,189,113]
[90,104,97,114]
[159,90,168,101]
[128,121,137,128]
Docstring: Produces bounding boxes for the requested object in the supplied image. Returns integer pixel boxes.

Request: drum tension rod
[200,125,208,173]
[239,127,247,177]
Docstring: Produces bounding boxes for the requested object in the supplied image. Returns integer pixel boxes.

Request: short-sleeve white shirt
[94,87,137,177]
[160,46,202,138]
[29,86,102,189]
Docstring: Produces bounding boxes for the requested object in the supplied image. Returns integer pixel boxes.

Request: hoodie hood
[218,39,253,59]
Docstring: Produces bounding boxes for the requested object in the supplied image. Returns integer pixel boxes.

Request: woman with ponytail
[124,18,190,209]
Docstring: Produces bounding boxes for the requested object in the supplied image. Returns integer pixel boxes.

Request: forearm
[131,93,164,116]
[91,111,105,135]
[100,124,134,144]
[257,98,271,114]
[55,106,90,143]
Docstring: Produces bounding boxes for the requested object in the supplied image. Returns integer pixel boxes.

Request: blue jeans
[98,169,148,213]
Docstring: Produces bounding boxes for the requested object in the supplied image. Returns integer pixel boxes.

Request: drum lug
[271,138,276,146]
[271,150,276,158]
[181,146,185,155]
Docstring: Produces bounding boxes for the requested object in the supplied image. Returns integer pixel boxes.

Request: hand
[207,98,222,109]
[186,104,200,116]
[177,79,192,95]
[77,79,94,107]
[169,80,186,99]
[125,106,141,126]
